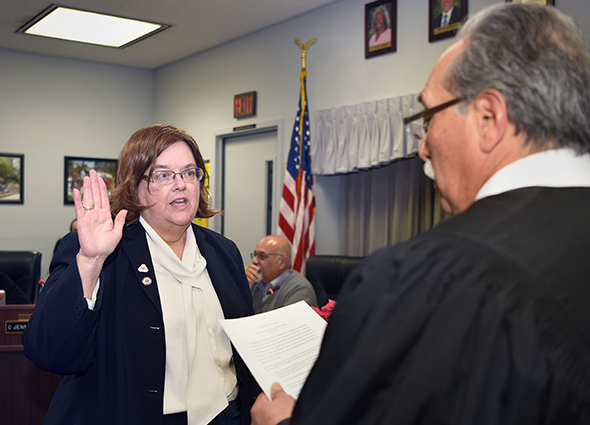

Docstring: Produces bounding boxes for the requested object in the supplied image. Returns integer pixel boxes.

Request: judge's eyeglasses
[403,97,464,142]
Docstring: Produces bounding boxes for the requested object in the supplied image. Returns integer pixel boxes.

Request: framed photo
[64,156,117,205]
[365,0,397,58]
[506,0,554,4]
[193,160,210,228]
[429,0,468,43]
[0,153,24,204]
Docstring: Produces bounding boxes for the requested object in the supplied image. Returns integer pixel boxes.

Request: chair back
[0,251,43,304]
[306,255,364,306]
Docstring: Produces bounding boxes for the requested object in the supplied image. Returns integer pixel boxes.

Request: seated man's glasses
[403,97,464,142]
[251,251,284,261]
[145,167,204,186]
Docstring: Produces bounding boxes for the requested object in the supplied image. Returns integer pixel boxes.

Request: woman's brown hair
[110,124,219,225]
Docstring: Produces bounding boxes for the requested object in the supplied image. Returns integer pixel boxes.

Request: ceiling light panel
[18,5,169,48]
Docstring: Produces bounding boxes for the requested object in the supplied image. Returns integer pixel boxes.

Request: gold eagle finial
[294,38,317,69]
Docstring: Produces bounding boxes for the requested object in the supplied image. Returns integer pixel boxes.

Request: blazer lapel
[191,224,254,319]
[120,223,162,315]
[193,225,228,303]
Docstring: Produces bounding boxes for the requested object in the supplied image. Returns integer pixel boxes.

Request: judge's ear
[472,88,508,154]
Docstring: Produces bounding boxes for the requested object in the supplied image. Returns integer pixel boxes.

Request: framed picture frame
[0,153,24,204]
[365,0,397,58]
[429,0,468,43]
[506,0,554,4]
[64,156,117,205]
[193,160,210,228]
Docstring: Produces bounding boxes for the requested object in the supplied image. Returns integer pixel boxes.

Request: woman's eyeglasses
[145,167,204,185]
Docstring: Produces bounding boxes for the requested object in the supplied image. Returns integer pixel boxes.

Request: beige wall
[0,51,153,274]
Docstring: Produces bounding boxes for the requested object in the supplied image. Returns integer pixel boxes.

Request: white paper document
[220,301,327,399]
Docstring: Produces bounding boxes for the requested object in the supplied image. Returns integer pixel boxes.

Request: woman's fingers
[78,170,111,212]
[88,169,101,210]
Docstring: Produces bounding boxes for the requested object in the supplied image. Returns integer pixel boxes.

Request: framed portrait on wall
[506,0,554,4]
[64,156,117,205]
[365,0,397,58]
[0,153,24,204]
[429,0,468,43]
[193,160,210,228]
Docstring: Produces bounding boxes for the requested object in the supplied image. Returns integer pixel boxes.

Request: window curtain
[312,94,422,175]
[312,94,451,256]
[339,156,450,256]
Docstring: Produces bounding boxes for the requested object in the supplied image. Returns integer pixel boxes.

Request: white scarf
[140,218,236,425]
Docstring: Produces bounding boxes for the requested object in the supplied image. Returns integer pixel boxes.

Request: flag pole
[278,38,317,274]
[293,39,316,195]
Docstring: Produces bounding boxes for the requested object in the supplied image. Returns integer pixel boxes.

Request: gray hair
[447,4,590,154]
[371,5,391,32]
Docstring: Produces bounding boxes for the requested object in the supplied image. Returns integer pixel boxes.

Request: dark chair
[306,255,365,306]
[0,251,43,304]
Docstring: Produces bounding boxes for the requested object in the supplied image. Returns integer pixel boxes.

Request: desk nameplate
[0,304,35,347]
[6,320,28,334]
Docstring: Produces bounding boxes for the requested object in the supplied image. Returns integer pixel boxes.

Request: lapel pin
[142,277,152,286]
[138,264,149,273]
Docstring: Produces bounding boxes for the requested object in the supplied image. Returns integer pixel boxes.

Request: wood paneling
[0,305,59,425]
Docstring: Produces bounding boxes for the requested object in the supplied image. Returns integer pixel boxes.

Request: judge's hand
[245,263,261,285]
[74,169,127,298]
[251,383,296,425]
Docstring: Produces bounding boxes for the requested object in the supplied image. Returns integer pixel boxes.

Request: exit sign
[234,91,257,118]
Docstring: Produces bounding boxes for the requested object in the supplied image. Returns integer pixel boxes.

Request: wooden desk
[0,305,59,425]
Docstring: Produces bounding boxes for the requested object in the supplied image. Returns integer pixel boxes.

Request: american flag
[278,68,315,274]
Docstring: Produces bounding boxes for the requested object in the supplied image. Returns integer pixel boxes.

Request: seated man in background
[252,4,590,425]
[52,218,78,255]
[49,218,79,278]
[246,235,317,313]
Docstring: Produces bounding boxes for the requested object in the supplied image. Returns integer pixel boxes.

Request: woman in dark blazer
[23,124,254,425]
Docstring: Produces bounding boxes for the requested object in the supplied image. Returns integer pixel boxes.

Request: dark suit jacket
[290,187,590,425]
[433,6,462,28]
[23,222,254,425]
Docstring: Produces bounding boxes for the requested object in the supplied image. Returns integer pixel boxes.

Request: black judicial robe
[23,222,255,425]
[291,187,590,425]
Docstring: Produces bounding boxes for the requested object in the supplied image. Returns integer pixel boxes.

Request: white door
[222,129,278,266]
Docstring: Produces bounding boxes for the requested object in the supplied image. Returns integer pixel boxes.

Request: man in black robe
[251,3,590,425]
